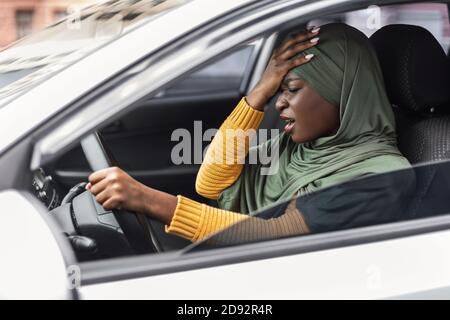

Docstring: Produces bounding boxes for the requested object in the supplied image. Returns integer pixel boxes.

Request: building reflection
[0,0,94,48]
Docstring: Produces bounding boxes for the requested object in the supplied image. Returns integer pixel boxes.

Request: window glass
[308,3,450,52]
[189,160,450,251]
[164,45,255,96]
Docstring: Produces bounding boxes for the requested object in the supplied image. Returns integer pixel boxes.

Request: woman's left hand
[86,167,148,213]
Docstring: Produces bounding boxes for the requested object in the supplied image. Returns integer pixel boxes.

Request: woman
[86,23,411,243]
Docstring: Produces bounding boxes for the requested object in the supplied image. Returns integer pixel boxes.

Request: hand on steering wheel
[86,167,148,213]
[81,132,162,254]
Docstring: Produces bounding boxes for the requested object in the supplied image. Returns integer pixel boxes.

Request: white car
[1,0,450,300]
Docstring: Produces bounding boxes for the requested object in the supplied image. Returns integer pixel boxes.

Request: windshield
[187,160,450,252]
[0,0,191,108]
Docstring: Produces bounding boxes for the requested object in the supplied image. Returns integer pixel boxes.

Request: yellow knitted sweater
[165,97,309,242]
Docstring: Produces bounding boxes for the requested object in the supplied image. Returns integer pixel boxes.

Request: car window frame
[160,41,262,97]
[28,0,450,286]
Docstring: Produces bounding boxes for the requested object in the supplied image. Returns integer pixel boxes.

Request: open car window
[187,159,450,252]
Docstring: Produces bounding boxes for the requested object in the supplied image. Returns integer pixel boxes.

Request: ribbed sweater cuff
[226,97,264,129]
[165,195,204,241]
[166,195,248,242]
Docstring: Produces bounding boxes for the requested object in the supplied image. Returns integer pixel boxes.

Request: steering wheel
[80,132,162,254]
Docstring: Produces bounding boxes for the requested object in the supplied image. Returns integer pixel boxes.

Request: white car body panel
[0,190,70,299]
[79,229,450,300]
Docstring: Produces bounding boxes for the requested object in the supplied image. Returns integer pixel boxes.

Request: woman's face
[275,72,340,143]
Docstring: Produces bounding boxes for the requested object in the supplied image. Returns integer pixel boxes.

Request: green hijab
[218,23,411,214]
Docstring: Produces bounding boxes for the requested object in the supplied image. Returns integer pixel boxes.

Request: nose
[275,94,288,113]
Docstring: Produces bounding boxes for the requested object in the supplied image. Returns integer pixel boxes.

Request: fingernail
[307,25,315,31]
[310,37,319,43]
[305,54,315,60]
[311,27,320,33]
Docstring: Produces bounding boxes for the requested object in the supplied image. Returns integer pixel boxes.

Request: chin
[290,129,315,144]
[290,133,305,144]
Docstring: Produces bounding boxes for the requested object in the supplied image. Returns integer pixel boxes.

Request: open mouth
[282,117,296,133]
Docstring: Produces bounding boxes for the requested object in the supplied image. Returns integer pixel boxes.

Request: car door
[76,159,450,299]
[26,0,450,300]
[77,226,450,299]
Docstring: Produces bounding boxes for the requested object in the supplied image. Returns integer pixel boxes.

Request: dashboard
[32,167,138,260]
[32,168,61,210]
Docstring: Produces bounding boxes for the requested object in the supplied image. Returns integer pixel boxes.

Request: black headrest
[370,24,450,115]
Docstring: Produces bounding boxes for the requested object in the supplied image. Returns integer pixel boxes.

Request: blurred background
[0,1,449,52]
[311,2,450,53]
[0,0,95,48]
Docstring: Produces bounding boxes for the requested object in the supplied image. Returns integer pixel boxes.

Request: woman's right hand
[246,27,320,111]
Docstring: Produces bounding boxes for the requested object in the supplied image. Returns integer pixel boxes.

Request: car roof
[0,0,256,154]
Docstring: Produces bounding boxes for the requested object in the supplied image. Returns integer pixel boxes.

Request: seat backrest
[370,24,450,164]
